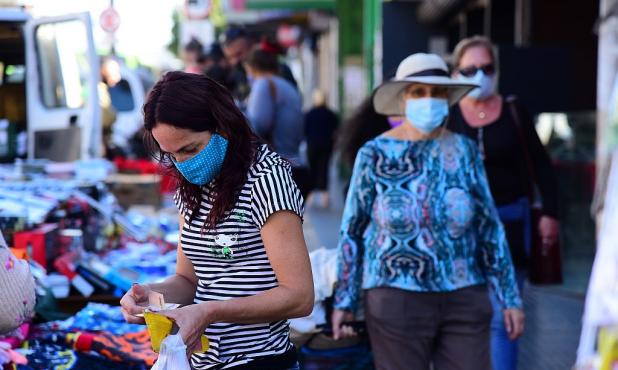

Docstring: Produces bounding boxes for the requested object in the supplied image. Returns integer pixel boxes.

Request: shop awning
[417,0,471,24]
[245,0,336,10]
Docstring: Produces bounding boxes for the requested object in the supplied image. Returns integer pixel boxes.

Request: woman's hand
[331,309,356,340]
[503,308,525,340]
[120,284,153,324]
[538,215,559,249]
[161,304,211,354]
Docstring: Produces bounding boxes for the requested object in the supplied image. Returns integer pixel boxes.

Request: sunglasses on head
[457,64,496,77]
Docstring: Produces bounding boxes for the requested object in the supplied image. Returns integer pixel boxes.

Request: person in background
[332,53,524,370]
[182,38,205,74]
[99,57,118,158]
[245,48,311,199]
[196,53,212,74]
[448,35,559,370]
[204,42,235,91]
[222,27,253,106]
[120,72,313,369]
[259,37,298,89]
[102,57,143,157]
[338,96,391,196]
[304,90,339,208]
[222,27,253,68]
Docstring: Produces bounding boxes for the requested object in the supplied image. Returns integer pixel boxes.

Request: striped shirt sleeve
[251,163,304,228]
[173,189,190,218]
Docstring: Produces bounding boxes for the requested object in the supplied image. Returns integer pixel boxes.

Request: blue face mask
[405,98,449,134]
[456,70,497,100]
[172,133,228,186]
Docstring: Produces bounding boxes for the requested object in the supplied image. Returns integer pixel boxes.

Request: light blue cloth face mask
[456,70,497,100]
[172,133,228,185]
[405,98,449,134]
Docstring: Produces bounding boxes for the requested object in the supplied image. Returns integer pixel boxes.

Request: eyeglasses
[457,64,496,77]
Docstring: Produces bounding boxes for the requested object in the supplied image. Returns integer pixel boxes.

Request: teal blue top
[334,131,522,312]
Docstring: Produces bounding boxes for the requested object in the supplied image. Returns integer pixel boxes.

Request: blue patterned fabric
[334,131,522,312]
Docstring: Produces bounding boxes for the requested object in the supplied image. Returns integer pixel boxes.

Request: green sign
[245,0,336,10]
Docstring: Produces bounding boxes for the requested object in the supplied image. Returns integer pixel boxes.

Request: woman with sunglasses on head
[331,53,523,370]
[119,72,313,370]
[448,36,560,370]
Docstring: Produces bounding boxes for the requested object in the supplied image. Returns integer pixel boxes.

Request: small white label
[72,274,95,297]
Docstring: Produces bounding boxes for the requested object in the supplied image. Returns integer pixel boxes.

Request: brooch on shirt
[212,212,247,259]
[214,234,238,259]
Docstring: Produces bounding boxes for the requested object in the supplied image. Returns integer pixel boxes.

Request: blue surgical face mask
[405,98,449,134]
[456,70,497,100]
[172,133,228,186]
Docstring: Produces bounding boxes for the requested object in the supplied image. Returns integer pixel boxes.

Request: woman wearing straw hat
[331,53,524,370]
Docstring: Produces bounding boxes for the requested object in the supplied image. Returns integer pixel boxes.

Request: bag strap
[267,77,277,102]
[506,95,537,200]
[264,78,278,142]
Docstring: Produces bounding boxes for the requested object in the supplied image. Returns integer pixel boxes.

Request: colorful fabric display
[15,340,147,370]
[46,303,143,335]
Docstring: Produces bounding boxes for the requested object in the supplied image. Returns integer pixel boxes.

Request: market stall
[0,158,180,369]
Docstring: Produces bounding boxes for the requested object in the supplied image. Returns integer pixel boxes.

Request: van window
[35,20,90,109]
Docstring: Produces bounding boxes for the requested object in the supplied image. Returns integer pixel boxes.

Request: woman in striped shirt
[120,71,313,369]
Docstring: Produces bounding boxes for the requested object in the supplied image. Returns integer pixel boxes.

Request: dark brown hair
[338,95,390,171]
[246,48,279,74]
[143,71,260,229]
[452,35,499,70]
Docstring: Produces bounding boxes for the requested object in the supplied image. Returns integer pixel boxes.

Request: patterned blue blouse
[334,131,522,312]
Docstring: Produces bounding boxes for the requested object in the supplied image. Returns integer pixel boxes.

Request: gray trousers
[365,285,493,370]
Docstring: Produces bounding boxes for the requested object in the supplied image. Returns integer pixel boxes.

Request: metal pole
[592,0,618,218]
[363,0,375,92]
[110,0,116,55]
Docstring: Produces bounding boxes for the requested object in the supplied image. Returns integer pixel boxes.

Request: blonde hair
[312,90,327,107]
[452,36,499,70]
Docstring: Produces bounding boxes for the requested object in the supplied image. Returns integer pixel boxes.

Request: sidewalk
[303,203,584,370]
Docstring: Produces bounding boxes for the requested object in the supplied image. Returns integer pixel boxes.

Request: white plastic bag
[151,334,192,370]
[290,248,338,334]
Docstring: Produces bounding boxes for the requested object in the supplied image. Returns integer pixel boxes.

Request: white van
[0,7,100,162]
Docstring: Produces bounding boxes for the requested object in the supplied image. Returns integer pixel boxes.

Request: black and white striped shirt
[175,145,303,369]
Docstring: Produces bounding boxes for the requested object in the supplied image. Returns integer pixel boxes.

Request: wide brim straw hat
[374,53,478,115]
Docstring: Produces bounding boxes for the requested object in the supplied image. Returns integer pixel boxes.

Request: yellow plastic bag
[144,312,209,353]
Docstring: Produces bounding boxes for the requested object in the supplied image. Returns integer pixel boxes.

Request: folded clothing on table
[27,328,156,368]
[43,303,143,336]
[16,341,147,370]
